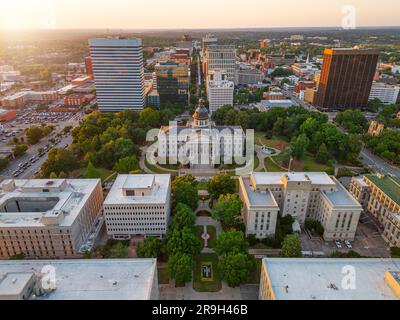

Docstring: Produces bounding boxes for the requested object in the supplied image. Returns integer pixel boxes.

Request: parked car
[335,240,342,249]
[344,240,353,249]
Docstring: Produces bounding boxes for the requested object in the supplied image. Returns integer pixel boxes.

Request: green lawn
[145,158,178,177]
[158,267,170,284]
[193,253,222,292]
[197,181,208,191]
[254,132,290,150]
[264,157,284,172]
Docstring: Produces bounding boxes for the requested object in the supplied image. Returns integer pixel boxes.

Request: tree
[49,172,58,179]
[13,144,28,158]
[26,126,44,145]
[111,241,128,258]
[290,134,309,160]
[40,148,77,177]
[281,234,302,257]
[211,194,243,229]
[114,156,139,174]
[136,237,162,258]
[218,252,254,287]
[167,253,193,284]
[173,181,199,210]
[171,203,196,230]
[139,107,160,128]
[271,67,293,78]
[166,227,202,256]
[316,143,329,164]
[215,229,248,256]
[0,158,9,171]
[83,161,101,178]
[207,173,236,200]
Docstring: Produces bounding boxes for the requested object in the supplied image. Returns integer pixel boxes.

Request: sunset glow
[0,0,399,30]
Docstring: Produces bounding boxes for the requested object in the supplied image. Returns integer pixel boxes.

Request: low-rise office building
[104,174,171,240]
[239,172,362,240]
[0,259,158,300]
[0,179,103,259]
[259,258,400,300]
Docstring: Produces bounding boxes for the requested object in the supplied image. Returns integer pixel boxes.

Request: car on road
[335,240,342,249]
[344,240,353,249]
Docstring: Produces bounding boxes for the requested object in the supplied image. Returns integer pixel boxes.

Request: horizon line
[1,25,400,32]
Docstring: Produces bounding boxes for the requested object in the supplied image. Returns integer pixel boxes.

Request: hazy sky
[0,0,399,29]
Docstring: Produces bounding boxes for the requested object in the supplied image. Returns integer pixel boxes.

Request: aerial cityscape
[0,0,399,305]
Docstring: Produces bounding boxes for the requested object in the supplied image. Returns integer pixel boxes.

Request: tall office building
[155,62,190,106]
[314,48,379,110]
[88,38,145,112]
[204,45,237,84]
[207,70,234,114]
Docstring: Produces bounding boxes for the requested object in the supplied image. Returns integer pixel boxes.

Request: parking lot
[0,109,83,181]
[300,212,390,258]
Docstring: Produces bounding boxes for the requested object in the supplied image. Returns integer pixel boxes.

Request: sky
[0,0,399,30]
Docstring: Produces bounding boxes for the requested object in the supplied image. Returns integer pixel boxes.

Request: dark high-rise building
[155,62,189,106]
[314,48,379,110]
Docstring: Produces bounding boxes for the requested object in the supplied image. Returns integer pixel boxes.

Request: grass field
[264,157,284,172]
[197,181,208,191]
[254,132,290,150]
[145,158,178,177]
[193,253,222,292]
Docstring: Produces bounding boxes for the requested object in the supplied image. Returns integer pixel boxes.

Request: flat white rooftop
[104,174,171,205]
[241,177,279,208]
[263,258,400,300]
[0,259,157,300]
[0,179,100,227]
[251,172,336,187]
[322,181,362,207]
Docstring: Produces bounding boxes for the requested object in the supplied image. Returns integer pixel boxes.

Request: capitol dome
[193,99,209,121]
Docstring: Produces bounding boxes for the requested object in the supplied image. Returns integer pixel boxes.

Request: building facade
[369,82,400,105]
[207,70,234,114]
[350,174,400,248]
[0,179,103,259]
[314,48,379,110]
[204,45,237,84]
[239,172,362,241]
[104,174,171,240]
[88,38,145,112]
[155,62,190,106]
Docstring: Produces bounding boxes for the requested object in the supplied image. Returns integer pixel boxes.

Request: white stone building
[239,172,363,241]
[103,174,171,240]
[0,179,104,259]
[207,70,234,114]
[369,82,400,105]
[350,174,400,248]
[157,100,245,168]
